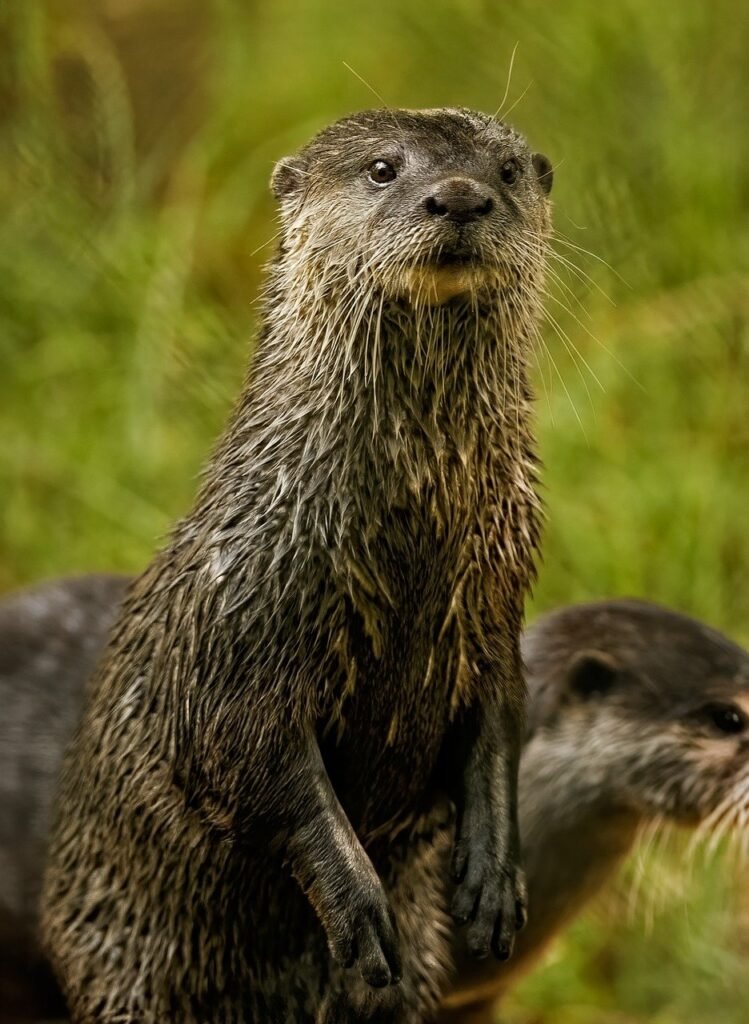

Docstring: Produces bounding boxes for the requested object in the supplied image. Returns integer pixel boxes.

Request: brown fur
[2,585,748,1019]
[40,108,552,1023]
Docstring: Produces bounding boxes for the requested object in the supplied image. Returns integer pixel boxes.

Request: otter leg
[319,834,452,1024]
[448,687,527,962]
[180,713,402,997]
[285,734,403,991]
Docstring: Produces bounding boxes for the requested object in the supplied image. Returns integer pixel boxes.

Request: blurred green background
[1,0,748,1020]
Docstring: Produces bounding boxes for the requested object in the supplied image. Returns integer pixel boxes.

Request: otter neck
[216,266,540,500]
[521,739,641,901]
[503,739,641,986]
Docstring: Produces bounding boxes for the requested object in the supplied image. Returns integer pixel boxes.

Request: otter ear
[271,156,307,200]
[532,152,553,195]
[565,650,619,700]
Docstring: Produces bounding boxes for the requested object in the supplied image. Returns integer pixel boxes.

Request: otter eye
[500,158,521,185]
[368,160,397,186]
[706,703,746,735]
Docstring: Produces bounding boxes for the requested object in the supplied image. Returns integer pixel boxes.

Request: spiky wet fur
[4,586,749,1019]
[40,108,549,1023]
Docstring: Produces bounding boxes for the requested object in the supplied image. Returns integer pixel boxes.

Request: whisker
[492,41,520,121]
[553,230,631,290]
[548,249,617,307]
[529,320,585,436]
[541,300,605,395]
[342,61,388,107]
[499,80,534,123]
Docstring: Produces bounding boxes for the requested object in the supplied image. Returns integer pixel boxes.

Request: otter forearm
[449,692,526,958]
[455,699,524,887]
[285,734,402,989]
[181,718,402,990]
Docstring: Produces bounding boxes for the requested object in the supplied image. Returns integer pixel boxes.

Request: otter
[40,108,554,1023]
[2,581,748,1021]
[0,575,128,1022]
[440,598,749,1022]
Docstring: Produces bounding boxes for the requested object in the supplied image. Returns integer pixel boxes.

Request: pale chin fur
[394,265,493,305]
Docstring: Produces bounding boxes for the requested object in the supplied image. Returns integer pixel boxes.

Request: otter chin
[398,263,491,304]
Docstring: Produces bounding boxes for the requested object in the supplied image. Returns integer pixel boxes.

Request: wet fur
[39,109,551,1023]
[3,586,749,1021]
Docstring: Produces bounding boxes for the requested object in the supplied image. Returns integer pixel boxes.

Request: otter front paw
[325,877,403,988]
[288,791,402,990]
[451,810,527,961]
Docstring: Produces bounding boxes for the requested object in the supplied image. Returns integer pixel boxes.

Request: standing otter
[2,581,748,1020]
[40,109,554,1023]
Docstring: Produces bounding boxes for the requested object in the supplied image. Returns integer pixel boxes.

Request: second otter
[41,109,554,1023]
[441,598,749,1021]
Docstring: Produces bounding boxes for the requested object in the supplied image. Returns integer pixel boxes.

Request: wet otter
[40,108,554,1023]
[3,581,748,1020]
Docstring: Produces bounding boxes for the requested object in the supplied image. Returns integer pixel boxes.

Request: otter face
[524,601,749,834]
[272,108,553,305]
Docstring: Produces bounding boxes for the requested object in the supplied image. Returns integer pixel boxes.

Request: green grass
[2,1,749,1020]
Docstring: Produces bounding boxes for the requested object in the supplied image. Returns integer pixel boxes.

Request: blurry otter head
[524,598,749,831]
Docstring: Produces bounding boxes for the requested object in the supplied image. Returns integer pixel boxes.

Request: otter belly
[323,662,451,837]
[324,544,461,837]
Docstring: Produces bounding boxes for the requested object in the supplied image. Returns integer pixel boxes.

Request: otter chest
[323,497,478,818]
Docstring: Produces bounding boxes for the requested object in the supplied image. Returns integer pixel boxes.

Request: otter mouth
[423,248,482,269]
[391,242,489,304]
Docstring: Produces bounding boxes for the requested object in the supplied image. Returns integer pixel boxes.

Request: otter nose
[424,178,494,224]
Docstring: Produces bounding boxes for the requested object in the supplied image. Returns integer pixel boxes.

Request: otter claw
[328,885,402,988]
[515,895,528,931]
[451,819,526,961]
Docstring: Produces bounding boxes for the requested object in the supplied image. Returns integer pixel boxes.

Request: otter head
[271,107,553,306]
[523,600,749,833]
